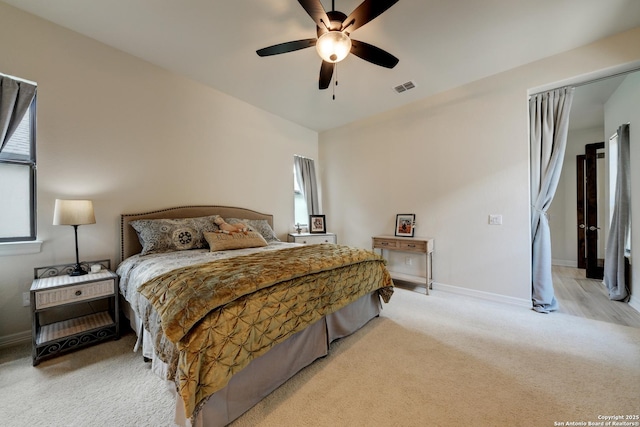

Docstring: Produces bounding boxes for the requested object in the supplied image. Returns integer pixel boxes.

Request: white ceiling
[3,0,640,132]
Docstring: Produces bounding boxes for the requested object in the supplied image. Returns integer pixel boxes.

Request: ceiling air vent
[393,80,416,94]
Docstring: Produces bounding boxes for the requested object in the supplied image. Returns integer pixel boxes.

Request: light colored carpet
[1,288,638,427]
[0,333,175,426]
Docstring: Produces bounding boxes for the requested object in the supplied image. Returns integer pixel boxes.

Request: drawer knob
[408,244,416,248]
[75,290,82,296]
[381,242,388,246]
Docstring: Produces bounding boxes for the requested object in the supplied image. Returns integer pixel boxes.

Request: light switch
[489,214,503,225]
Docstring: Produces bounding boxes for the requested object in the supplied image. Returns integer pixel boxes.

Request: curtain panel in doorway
[530,87,575,313]
[603,124,631,301]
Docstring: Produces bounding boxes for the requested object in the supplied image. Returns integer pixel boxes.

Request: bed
[117,205,394,426]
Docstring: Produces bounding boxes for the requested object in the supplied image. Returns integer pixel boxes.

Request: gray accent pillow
[226,218,280,242]
[131,215,220,255]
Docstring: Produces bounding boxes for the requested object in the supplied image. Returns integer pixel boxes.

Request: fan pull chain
[333,64,338,100]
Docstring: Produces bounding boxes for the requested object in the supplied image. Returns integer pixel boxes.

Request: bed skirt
[121,291,381,426]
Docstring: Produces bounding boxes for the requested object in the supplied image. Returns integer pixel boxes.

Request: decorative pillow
[226,218,280,242]
[131,215,220,255]
[204,231,268,251]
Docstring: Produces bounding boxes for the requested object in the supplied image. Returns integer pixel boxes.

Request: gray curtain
[530,87,575,313]
[0,75,37,153]
[603,124,631,301]
[294,155,320,216]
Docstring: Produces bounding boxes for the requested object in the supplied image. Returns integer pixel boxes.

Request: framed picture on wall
[395,214,415,237]
[309,215,326,233]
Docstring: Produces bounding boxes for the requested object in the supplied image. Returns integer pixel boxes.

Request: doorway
[544,69,637,317]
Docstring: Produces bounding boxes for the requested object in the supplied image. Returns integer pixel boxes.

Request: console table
[372,235,434,295]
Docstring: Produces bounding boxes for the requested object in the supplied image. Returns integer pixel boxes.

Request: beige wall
[0,3,317,341]
[319,28,640,304]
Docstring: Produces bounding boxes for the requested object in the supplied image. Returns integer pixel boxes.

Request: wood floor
[553,265,640,328]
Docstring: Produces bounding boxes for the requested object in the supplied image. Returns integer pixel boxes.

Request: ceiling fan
[256,0,399,91]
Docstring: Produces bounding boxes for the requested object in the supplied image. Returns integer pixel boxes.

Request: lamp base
[68,264,87,276]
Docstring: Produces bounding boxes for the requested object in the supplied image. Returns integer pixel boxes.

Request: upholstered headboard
[120,205,274,261]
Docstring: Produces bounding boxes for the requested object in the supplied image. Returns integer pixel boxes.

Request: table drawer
[296,235,336,244]
[372,238,399,249]
[35,279,115,309]
[398,240,427,252]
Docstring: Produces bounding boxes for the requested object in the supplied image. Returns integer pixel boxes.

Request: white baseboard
[0,330,30,350]
[552,259,578,267]
[432,282,531,308]
[629,295,640,313]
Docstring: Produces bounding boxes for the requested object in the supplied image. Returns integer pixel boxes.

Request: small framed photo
[395,214,415,237]
[309,215,326,234]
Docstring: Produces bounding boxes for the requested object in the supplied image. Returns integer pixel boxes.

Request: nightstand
[288,232,337,245]
[30,260,119,365]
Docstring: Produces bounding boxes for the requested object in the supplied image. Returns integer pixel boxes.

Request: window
[294,165,308,227]
[293,155,319,230]
[0,96,37,241]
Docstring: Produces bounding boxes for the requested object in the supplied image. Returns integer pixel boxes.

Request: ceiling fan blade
[341,0,399,33]
[298,0,331,30]
[350,39,399,68]
[319,61,334,89]
[256,39,317,57]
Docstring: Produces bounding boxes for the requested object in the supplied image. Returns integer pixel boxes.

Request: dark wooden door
[576,154,586,269]
[584,142,604,279]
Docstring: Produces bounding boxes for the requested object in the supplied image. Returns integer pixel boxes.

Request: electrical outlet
[22,292,30,307]
[404,256,413,265]
[489,214,503,225]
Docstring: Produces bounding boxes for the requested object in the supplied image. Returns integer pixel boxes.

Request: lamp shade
[53,199,96,226]
[315,31,352,63]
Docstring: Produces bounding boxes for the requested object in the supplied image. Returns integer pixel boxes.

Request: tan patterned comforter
[137,244,393,418]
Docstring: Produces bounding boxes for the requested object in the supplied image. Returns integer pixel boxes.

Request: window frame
[0,96,37,242]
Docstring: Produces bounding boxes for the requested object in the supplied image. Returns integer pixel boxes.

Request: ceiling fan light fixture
[316,31,352,63]
[256,0,399,91]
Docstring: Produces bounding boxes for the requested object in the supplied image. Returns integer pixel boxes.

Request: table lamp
[53,199,96,276]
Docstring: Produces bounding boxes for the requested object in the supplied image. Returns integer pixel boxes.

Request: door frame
[584,142,604,279]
